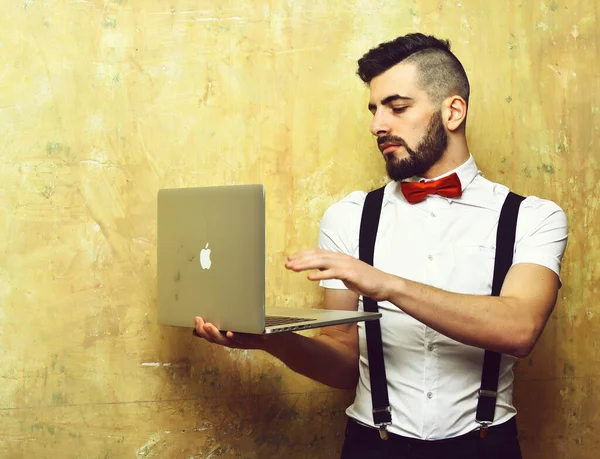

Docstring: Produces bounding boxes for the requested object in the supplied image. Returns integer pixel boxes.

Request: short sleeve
[317,191,366,289]
[513,196,568,281]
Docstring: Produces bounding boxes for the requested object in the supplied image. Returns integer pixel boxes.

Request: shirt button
[428,344,434,351]
[427,392,434,399]
[427,254,433,261]
[430,212,436,218]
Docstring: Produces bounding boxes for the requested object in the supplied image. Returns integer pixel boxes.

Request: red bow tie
[400,172,462,204]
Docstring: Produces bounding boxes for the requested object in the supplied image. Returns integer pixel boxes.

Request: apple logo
[200,243,212,270]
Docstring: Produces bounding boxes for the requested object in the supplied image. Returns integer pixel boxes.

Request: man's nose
[370,111,391,136]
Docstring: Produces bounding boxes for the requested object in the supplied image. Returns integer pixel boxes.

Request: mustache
[377,135,408,152]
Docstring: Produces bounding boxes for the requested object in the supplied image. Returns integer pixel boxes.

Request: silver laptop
[157,184,381,334]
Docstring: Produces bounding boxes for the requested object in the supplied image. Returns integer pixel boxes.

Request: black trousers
[340,417,523,459]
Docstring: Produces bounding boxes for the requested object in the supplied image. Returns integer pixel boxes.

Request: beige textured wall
[0,1,597,458]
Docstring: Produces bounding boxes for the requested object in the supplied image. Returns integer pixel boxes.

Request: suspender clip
[477,421,491,438]
[378,424,390,440]
[478,389,497,398]
[373,406,391,440]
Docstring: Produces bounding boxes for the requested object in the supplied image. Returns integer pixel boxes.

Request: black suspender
[476,191,525,435]
[358,186,391,440]
[358,187,525,439]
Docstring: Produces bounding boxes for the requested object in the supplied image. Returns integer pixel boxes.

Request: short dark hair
[357,33,470,107]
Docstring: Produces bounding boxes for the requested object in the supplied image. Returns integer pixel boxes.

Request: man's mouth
[380,143,403,155]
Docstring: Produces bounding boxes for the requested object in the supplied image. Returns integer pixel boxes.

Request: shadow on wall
[156,320,353,457]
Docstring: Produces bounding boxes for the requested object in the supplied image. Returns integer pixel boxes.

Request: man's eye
[393,106,407,113]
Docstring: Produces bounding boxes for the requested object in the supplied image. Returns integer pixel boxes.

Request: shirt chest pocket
[448,245,497,295]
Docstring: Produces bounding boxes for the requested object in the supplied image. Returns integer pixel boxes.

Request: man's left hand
[285,249,392,302]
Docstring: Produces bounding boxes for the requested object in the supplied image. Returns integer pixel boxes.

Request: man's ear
[443,96,467,132]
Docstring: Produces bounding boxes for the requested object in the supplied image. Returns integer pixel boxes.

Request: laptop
[157,184,381,334]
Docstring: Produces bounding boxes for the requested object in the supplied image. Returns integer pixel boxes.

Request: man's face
[368,63,448,180]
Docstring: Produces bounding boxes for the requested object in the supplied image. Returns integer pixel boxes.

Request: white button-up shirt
[318,155,568,440]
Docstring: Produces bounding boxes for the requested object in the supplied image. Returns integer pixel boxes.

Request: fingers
[286,249,341,272]
[192,317,213,341]
[193,317,234,346]
[193,317,209,339]
[286,250,353,284]
[193,317,264,350]
[285,250,313,271]
[306,269,336,281]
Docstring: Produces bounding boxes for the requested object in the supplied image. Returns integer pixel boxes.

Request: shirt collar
[384,154,480,204]
[420,154,480,193]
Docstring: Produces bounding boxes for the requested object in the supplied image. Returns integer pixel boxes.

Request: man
[193,33,568,458]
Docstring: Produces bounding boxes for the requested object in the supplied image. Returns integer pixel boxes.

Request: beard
[379,111,448,181]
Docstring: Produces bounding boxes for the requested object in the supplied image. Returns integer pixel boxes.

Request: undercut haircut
[357,33,470,107]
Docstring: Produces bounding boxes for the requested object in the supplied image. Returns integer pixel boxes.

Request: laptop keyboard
[265,316,316,327]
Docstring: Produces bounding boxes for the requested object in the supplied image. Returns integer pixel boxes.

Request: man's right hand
[192,317,271,350]
[192,289,361,389]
